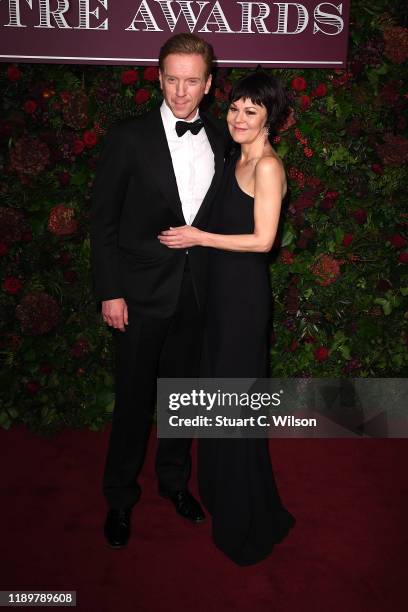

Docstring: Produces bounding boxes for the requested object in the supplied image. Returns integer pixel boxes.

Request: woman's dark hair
[229,71,290,136]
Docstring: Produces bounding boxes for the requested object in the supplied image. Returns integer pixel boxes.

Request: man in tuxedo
[90,33,228,548]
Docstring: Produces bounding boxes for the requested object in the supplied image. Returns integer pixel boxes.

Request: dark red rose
[134,88,150,105]
[64,270,78,283]
[389,234,407,249]
[371,163,383,174]
[342,233,354,247]
[0,242,8,256]
[291,76,307,92]
[398,252,408,264]
[314,346,329,362]
[26,381,40,395]
[300,95,311,110]
[58,171,71,187]
[280,249,295,264]
[313,83,328,97]
[352,209,367,224]
[73,139,85,155]
[83,130,98,148]
[121,69,138,85]
[143,66,159,82]
[376,279,392,293]
[24,100,37,114]
[7,65,22,81]
[21,231,32,243]
[40,363,53,375]
[2,277,23,295]
[320,197,334,211]
[304,335,316,344]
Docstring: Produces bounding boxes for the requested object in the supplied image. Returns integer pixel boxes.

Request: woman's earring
[264,126,270,138]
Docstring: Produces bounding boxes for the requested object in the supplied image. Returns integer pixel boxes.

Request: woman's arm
[158,157,286,252]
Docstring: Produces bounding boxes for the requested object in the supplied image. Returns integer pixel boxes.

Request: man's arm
[90,122,130,331]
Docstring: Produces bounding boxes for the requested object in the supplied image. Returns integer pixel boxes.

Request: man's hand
[101,298,128,332]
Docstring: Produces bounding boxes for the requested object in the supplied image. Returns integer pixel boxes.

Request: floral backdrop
[0,1,407,433]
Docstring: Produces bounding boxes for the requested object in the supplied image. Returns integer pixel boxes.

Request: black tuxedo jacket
[90,106,229,318]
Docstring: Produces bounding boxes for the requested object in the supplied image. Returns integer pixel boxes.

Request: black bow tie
[175,118,204,137]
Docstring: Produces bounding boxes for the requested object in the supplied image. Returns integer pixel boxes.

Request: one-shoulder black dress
[198,151,295,566]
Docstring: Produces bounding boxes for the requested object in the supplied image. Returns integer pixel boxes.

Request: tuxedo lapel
[141,108,185,223]
[192,114,225,228]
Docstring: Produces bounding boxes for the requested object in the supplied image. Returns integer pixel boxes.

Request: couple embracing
[90,32,295,566]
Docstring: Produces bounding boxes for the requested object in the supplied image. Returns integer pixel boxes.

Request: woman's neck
[239,137,272,163]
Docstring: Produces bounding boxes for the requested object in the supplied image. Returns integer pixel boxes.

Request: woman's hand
[158,225,204,249]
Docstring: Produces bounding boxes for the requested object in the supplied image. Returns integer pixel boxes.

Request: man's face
[159,53,212,121]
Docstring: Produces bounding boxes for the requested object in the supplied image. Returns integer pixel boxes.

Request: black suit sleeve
[90,122,131,302]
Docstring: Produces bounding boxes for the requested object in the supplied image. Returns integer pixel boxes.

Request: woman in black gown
[158,71,295,565]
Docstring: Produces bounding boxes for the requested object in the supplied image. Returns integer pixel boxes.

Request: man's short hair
[159,33,214,78]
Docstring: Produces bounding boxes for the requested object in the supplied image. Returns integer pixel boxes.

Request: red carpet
[1,424,407,611]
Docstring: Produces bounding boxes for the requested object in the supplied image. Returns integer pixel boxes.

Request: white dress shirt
[160,100,214,225]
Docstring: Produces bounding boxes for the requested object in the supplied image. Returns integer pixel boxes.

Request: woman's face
[227,97,268,144]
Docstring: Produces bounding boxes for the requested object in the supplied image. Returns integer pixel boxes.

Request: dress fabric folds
[198,151,295,565]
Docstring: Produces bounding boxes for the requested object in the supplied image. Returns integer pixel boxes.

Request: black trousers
[102,259,202,509]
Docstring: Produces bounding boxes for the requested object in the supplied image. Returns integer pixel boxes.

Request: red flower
[7,65,22,81]
[389,234,407,249]
[342,233,354,247]
[371,163,383,174]
[304,147,313,158]
[291,76,307,92]
[144,66,159,82]
[48,204,77,236]
[300,95,311,110]
[314,346,329,362]
[0,242,8,256]
[311,254,341,286]
[121,69,138,85]
[134,88,150,105]
[26,381,40,395]
[352,209,367,224]
[83,130,98,148]
[280,249,295,264]
[2,277,23,294]
[287,339,299,352]
[73,139,85,155]
[24,100,37,114]
[60,91,71,103]
[398,252,408,264]
[313,83,328,98]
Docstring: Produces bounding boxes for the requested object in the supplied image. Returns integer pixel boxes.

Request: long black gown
[198,150,295,566]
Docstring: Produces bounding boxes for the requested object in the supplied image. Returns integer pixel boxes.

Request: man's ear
[205,74,212,95]
[158,70,163,91]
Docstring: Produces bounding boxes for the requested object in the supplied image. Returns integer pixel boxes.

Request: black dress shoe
[159,489,205,523]
[104,507,132,549]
